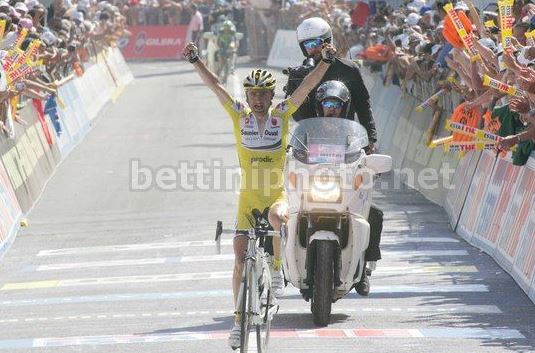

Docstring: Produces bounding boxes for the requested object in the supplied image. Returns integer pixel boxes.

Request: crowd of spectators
[123,0,247,30]
[276,0,535,165]
[0,0,129,138]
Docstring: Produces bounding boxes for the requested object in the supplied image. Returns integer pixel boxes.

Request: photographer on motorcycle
[284,17,377,153]
[183,41,336,349]
[270,80,383,297]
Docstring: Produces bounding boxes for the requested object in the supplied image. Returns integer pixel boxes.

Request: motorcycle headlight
[308,176,342,203]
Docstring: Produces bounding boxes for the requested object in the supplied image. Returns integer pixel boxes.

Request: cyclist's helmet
[221,20,236,32]
[296,17,333,56]
[243,69,276,90]
[315,80,351,117]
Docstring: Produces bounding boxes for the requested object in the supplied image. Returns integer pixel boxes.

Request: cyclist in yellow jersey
[183,41,335,350]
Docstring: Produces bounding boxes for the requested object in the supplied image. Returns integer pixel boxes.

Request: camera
[282,57,315,96]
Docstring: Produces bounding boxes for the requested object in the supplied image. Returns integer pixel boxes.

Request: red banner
[120,26,188,60]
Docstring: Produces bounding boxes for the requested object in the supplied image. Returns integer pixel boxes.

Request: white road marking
[0,305,502,324]
[29,257,475,275]
[0,328,524,349]
[1,272,233,290]
[32,254,235,271]
[381,237,459,243]
[37,240,234,257]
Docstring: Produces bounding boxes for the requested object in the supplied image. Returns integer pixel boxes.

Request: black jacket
[286,57,377,143]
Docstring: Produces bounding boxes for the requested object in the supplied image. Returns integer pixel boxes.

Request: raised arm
[288,44,335,108]
[183,42,232,105]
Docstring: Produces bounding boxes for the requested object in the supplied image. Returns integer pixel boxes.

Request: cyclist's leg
[233,233,248,306]
[268,199,288,267]
[268,200,289,297]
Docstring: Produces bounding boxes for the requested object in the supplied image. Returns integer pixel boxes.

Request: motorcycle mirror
[364,154,392,174]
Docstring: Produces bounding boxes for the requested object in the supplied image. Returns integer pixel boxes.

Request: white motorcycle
[281,118,391,326]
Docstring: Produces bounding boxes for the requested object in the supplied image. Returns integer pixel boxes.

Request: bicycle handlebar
[215,220,282,254]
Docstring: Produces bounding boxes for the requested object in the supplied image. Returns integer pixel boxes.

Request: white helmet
[296,17,332,56]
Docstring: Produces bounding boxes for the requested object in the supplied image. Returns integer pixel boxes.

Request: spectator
[187,3,203,47]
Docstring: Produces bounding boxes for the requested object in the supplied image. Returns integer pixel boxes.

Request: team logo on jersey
[271,117,279,127]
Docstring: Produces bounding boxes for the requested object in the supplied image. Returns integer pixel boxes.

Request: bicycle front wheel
[240,260,253,353]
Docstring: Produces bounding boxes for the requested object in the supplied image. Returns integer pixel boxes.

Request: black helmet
[315,80,351,118]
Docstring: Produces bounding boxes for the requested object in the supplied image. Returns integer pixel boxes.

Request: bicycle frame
[215,220,280,353]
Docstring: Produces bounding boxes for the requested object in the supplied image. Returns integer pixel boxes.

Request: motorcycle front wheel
[311,240,335,326]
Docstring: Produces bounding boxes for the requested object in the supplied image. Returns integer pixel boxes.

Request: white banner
[267,30,304,69]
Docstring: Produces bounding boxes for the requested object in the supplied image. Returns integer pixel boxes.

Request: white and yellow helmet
[243,69,276,90]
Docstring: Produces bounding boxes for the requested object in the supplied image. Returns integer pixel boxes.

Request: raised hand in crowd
[509,97,531,114]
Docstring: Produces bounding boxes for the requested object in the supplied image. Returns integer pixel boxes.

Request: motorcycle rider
[285,17,377,153]
[182,41,336,349]
[270,80,383,297]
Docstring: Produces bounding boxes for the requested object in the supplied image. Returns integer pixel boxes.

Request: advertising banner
[0,160,21,251]
[457,151,496,242]
[0,104,61,212]
[471,155,521,253]
[121,26,188,60]
[444,151,481,229]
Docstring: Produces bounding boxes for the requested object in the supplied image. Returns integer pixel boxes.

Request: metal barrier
[361,68,535,304]
[0,48,134,258]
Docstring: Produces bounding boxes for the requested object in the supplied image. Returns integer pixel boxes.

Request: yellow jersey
[223,97,297,229]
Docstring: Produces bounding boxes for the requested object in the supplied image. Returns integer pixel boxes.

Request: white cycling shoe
[228,323,241,350]
[271,268,285,298]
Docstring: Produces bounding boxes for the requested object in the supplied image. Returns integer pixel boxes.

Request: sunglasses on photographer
[303,38,323,50]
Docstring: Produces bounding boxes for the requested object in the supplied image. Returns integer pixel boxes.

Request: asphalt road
[0,61,534,353]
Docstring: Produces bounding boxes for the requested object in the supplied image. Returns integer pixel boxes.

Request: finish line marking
[0,328,524,349]
[0,305,502,324]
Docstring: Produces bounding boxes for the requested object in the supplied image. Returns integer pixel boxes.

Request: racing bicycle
[215,209,280,353]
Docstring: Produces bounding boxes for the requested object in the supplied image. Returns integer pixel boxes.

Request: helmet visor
[321,99,343,109]
[303,38,323,50]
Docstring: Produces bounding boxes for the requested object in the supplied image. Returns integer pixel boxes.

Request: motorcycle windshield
[290,118,369,164]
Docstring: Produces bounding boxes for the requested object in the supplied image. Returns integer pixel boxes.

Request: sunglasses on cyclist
[303,38,323,50]
[321,100,343,109]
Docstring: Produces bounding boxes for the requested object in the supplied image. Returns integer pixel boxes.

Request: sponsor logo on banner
[121,26,188,60]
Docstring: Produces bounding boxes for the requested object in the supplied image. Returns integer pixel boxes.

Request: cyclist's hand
[183,42,199,63]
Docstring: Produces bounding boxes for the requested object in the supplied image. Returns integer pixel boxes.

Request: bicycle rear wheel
[240,260,253,353]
